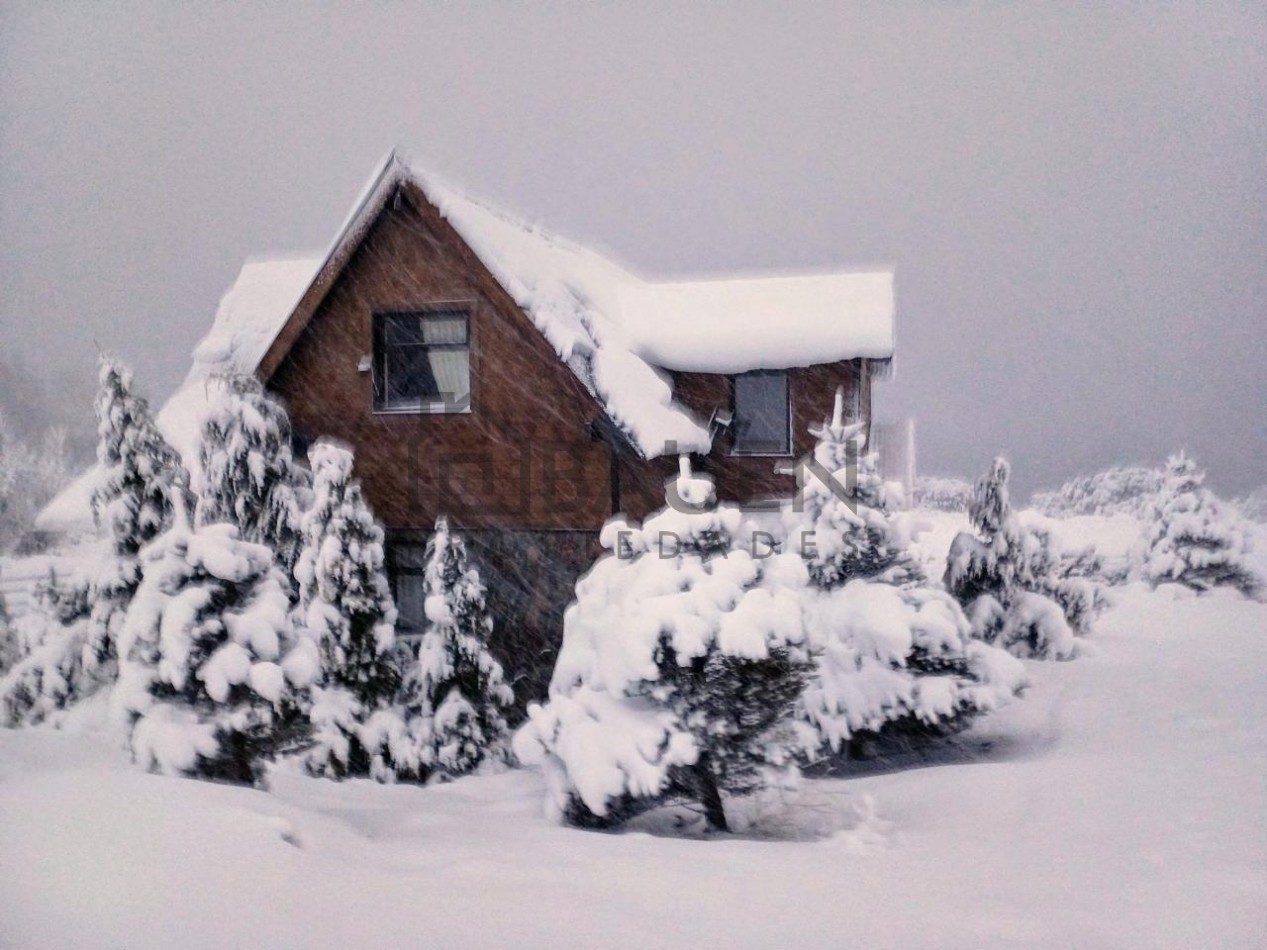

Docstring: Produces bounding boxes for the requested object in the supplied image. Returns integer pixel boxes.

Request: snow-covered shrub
[516,460,812,832]
[1142,454,1258,597]
[399,516,514,781]
[0,570,92,726]
[786,395,1026,760]
[1232,486,1267,524]
[196,376,308,577]
[1035,536,1113,631]
[911,475,974,513]
[945,458,1081,658]
[0,408,69,554]
[790,410,923,590]
[292,441,407,781]
[1030,466,1163,518]
[115,513,314,783]
[87,358,182,674]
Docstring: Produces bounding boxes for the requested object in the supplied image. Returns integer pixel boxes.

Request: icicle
[678,454,692,479]
[831,386,845,429]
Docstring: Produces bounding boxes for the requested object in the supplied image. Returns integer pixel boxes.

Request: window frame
[371,305,475,415]
[729,369,793,457]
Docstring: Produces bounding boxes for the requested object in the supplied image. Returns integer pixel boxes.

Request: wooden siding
[267,184,614,533]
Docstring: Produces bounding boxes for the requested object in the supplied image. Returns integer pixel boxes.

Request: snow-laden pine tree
[0,571,92,726]
[196,376,308,577]
[402,516,513,780]
[785,392,1026,760]
[516,459,812,832]
[292,440,408,781]
[113,503,317,783]
[945,458,1080,659]
[1142,453,1258,597]
[0,362,157,722]
[88,358,182,673]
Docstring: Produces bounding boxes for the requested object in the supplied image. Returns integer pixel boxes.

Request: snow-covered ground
[2,570,1264,947]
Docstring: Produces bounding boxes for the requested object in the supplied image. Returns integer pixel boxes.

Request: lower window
[388,542,427,643]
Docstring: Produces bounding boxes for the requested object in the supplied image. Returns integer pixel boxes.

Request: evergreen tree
[196,376,308,576]
[1142,453,1258,597]
[114,505,316,783]
[785,392,1026,760]
[292,440,405,780]
[404,517,513,780]
[790,398,923,590]
[516,459,812,832]
[945,457,1080,658]
[88,357,182,672]
[0,570,93,726]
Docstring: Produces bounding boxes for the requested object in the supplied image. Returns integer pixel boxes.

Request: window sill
[730,449,795,459]
[373,405,473,416]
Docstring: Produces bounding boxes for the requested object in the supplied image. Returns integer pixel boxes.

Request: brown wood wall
[268,186,614,534]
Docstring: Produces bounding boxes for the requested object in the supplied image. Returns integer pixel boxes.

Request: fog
[1,2,1263,496]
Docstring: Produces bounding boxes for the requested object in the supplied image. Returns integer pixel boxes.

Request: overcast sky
[1,2,1263,497]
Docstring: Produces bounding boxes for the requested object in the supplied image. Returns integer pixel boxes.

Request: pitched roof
[255,151,894,457]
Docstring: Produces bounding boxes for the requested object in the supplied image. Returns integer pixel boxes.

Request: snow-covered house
[38,152,895,698]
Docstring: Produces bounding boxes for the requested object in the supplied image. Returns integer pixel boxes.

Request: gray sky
[2,1,1264,497]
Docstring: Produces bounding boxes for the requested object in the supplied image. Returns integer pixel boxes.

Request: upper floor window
[731,370,791,455]
[373,310,471,413]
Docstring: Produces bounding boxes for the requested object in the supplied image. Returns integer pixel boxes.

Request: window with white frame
[373,310,471,412]
[731,370,791,455]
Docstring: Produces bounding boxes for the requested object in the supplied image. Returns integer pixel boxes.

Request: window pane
[422,314,468,344]
[385,344,438,404]
[392,543,428,570]
[734,372,789,454]
[395,572,426,631]
[428,348,470,406]
[383,313,426,346]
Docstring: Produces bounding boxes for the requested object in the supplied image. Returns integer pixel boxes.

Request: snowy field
[2,517,1265,949]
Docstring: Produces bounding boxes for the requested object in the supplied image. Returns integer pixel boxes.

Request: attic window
[373,310,471,413]
[731,370,791,456]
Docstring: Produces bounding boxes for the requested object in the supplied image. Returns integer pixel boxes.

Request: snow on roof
[617,272,894,373]
[33,465,102,536]
[191,257,320,380]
